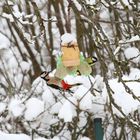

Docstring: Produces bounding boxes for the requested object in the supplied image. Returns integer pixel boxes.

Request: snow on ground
[80,137,90,140]
[0,131,90,140]
[0,131,30,140]
[0,131,61,140]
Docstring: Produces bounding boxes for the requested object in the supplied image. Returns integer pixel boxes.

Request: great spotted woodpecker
[40,71,82,92]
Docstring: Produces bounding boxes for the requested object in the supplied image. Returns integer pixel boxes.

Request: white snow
[0,131,52,140]
[129,68,140,80]
[92,95,106,119]
[1,68,140,139]
[138,105,140,114]
[0,131,30,140]
[94,75,104,92]
[20,61,31,72]
[2,13,14,22]
[0,35,10,50]
[80,136,90,140]
[8,98,25,117]
[85,0,96,5]
[64,75,95,89]
[119,35,140,44]
[129,35,140,42]
[0,102,6,113]
[103,77,140,115]
[58,97,77,122]
[7,0,14,5]
[13,5,24,18]
[24,98,45,121]
[117,0,134,9]
[124,47,140,63]
[12,5,32,25]
[61,33,77,45]
[113,46,121,55]
[74,85,93,110]
[50,101,62,114]
[19,19,32,25]
[99,8,110,20]
[42,89,55,107]
[35,138,48,140]
[32,77,47,94]
[73,1,82,11]
[51,137,60,140]
[7,56,19,70]
[24,14,34,19]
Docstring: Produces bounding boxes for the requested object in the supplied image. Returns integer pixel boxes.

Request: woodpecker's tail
[66,83,82,93]
[71,83,82,87]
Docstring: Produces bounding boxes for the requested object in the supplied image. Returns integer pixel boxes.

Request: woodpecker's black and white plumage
[40,71,82,92]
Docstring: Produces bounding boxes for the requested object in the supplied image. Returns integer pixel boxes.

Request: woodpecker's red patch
[61,80,72,90]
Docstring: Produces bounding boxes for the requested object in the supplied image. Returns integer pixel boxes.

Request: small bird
[76,56,98,75]
[40,71,82,92]
[85,56,98,66]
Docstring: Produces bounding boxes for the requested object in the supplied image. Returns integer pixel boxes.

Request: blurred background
[0,0,140,139]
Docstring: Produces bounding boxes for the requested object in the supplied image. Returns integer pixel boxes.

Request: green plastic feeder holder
[94,118,104,140]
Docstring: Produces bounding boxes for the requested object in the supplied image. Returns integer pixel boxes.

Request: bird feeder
[61,42,80,67]
[54,33,92,79]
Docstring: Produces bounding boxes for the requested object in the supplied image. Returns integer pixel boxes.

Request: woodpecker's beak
[40,71,49,78]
